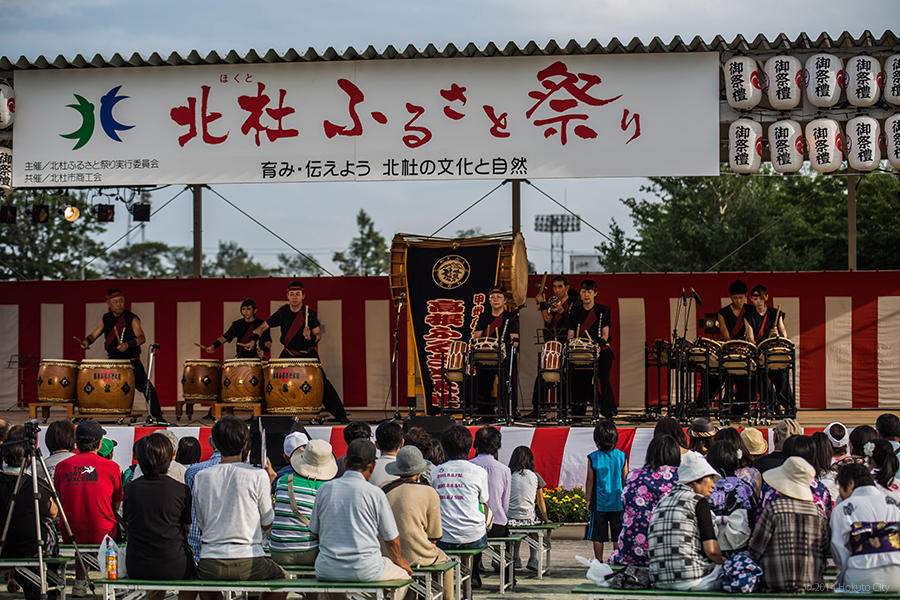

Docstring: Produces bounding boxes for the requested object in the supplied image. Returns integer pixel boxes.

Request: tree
[276,252,325,277]
[104,241,175,279]
[0,189,108,280]
[595,218,639,272]
[454,227,483,238]
[208,241,271,277]
[332,209,389,276]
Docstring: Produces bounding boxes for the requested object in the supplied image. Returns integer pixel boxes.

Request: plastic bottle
[106,547,118,580]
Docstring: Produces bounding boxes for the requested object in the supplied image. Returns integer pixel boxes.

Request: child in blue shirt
[585,419,628,560]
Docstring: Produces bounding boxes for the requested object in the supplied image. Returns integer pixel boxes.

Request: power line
[429,181,507,237]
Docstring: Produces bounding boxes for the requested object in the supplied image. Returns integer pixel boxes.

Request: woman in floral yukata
[707,440,756,554]
[757,435,833,520]
[609,435,680,566]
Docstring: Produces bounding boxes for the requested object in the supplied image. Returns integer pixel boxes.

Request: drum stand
[491,343,531,428]
[143,343,161,425]
[672,293,697,424]
[563,350,601,425]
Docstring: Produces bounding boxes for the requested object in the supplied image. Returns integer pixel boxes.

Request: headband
[286,283,304,290]
[105,291,123,300]
[825,422,849,448]
[488,287,506,296]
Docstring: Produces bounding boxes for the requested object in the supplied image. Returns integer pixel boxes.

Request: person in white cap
[270,438,337,566]
[830,462,900,592]
[648,451,724,590]
[272,431,310,492]
[749,456,830,592]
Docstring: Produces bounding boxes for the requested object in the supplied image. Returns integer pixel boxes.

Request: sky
[0,0,895,274]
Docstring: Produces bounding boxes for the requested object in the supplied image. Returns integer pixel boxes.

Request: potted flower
[542,486,588,539]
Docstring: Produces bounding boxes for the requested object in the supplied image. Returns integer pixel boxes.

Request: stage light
[131,203,151,222]
[62,205,81,222]
[30,204,50,223]
[0,205,15,223]
[95,204,115,222]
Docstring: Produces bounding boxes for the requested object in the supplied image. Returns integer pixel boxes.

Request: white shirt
[431,459,489,544]
[133,460,187,484]
[193,462,274,559]
[509,469,546,521]
[830,484,900,584]
[40,451,75,481]
[369,455,399,489]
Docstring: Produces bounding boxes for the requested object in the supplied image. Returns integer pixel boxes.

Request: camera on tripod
[23,419,40,444]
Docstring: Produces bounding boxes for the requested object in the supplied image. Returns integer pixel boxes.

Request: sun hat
[763,456,815,501]
[740,427,768,455]
[283,431,310,458]
[290,439,337,480]
[774,418,802,441]
[824,422,849,448]
[678,450,720,484]
[385,446,429,477]
[688,418,717,438]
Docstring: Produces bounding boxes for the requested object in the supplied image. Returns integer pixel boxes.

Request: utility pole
[511,179,521,235]
[192,184,203,278]
[847,175,857,271]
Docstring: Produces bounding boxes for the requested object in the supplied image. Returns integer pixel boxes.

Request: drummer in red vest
[202,298,272,360]
[567,279,616,420]
[697,279,750,415]
[472,286,520,418]
[81,288,165,423]
[251,281,348,423]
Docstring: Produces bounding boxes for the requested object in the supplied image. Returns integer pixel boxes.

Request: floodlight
[30,204,50,223]
[62,205,81,222]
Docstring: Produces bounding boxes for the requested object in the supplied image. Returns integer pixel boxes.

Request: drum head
[509,232,529,307]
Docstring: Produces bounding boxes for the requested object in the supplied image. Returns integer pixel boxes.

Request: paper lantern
[767,119,804,173]
[805,118,842,173]
[884,54,900,106]
[0,146,12,194]
[845,116,881,171]
[764,55,802,110]
[845,55,882,107]
[804,53,843,107]
[885,114,900,169]
[729,119,762,174]
[723,56,763,110]
[0,82,13,129]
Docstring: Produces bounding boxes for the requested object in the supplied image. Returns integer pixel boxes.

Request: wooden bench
[570,584,899,599]
[508,522,561,579]
[484,534,526,594]
[60,542,107,573]
[0,556,70,599]
[443,547,484,600]
[29,401,75,421]
[97,576,413,600]
[284,560,457,600]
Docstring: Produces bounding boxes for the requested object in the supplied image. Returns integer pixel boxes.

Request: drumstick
[72,335,86,345]
[769,304,782,339]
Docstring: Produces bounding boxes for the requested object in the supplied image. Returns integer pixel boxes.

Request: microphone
[690,288,703,307]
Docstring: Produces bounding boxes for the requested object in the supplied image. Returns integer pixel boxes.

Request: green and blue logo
[61,85,134,150]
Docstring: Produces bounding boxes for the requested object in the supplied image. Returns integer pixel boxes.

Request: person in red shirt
[54,419,123,596]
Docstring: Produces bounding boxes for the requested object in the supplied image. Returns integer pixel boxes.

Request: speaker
[248,416,307,469]
[403,415,455,438]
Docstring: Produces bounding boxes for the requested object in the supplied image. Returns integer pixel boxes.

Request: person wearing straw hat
[270,438,336,566]
[383,446,454,600]
[749,456,830,593]
[648,451,724,590]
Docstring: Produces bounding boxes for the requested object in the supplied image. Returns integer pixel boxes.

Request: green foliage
[104,241,195,279]
[595,168,900,272]
[0,189,108,280]
[276,252,325,277]
[333,209,389,276]
[207,241,271,277]
[542,486,589,523]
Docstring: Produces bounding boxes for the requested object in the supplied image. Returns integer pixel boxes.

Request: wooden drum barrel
[182,359,222,401]
[221,359,264,403]
[263,358,324,414]
[37,359,79,403]
[77,359,135,414]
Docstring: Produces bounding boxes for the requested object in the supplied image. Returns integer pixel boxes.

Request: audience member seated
[868,438,900,501]
[585,420,626,561]
[811,431,839,503]
[754,418,801,474]
[97,438,117,460]
[271,431,309,494]
[0,425,61,600]
[849,424,878,462]
[507,445,550,571]
[653,417,688,454]
[383,445,454,600]
[192,416,286,600]
[336,421,372,477]
[758,435,833,519]
[184,435,221,561]
[740,427,768,468]
[133,430,187,483]
[648,451,723,591]
[431,425,489,588]
[371,421,404,488]
[875,413,900,478]
[831,463,900,592]
[470,426,511,539]
[402,426,435,484]
[687,418,716,455]
[39,419,76,481]
[123,434,196,599]
[54,419,123,597]
[270,438,336,566]
[714,427,761,495]
[309,439,411,600]
[175,436,203,466]
[749,456,830,593]
[706,440,756,554]
[609,435,680,566]
[825,422,855,468]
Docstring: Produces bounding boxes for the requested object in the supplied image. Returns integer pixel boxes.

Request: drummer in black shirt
[698,279,749,413]
[472,286,519,417]
[567,279,616,419]
[251,281,348,422]
[202,299,271,359]
[744,284,792,416]
[81,288,165,423]
[530,275,577,417]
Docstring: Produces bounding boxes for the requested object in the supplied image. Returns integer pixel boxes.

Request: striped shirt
[270,472,326,554]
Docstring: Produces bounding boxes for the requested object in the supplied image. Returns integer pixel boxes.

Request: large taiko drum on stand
[540,340,563,382]
[37,359,78,403]
[567,338,597,365]
[221,359,264,403]
[757,337,794,371]
[263,358,324,413]
[182,359,222,401]
[471,338,506,365]
[444,341,468,383]
[720,340,758,376]
[77,359,135,414]
[687,337,722,370]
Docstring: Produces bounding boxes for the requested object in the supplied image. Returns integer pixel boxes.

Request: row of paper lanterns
[728,114,899,173]
[724,54,900,110]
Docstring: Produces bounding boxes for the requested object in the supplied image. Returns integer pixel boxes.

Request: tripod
[0,421,94,599]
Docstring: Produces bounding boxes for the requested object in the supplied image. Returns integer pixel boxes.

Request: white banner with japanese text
[12,53,719,186]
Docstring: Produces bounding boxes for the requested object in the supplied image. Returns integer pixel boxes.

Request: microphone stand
[391,295,408,420]
[671,290,685,417]
[492,311,531,428]
[676,295,696,424]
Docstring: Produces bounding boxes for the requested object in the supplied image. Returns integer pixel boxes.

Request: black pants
[570,348,616,418]
[762,370,793,415]
[474,524,510,579]
[473,362,517,417]
[131,358,163,419]
[279,350,347,420]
